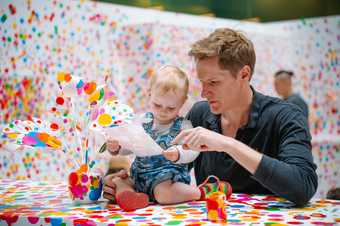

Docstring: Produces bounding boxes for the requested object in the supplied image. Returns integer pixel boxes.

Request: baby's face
[149,89,185,124]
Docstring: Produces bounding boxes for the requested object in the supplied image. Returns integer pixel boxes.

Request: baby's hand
[106,139,121,156]
[163,147,179,162]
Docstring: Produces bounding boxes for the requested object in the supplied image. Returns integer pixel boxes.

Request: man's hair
[189,28,256,77]
[274,70,294,78]
[149,65,189,98]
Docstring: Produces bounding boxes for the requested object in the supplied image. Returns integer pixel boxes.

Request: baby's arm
[176,119,199,163]
[177,145,199,163]
[163,145,199,164]
[163,119,199,163]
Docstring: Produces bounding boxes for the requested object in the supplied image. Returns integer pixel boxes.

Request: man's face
[196,57,245,114]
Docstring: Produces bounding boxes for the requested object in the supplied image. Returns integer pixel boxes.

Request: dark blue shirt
[285,93,309,119]
[187,88,317,206]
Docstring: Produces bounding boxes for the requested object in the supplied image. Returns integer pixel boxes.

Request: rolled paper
[206,191,227,223]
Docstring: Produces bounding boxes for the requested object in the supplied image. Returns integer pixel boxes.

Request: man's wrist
[220,136,235,154]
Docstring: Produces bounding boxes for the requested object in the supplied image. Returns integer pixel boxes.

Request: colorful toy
[201,176,230,223]
[68,164,103,203]
[206,191,227,223]
[1,72,128,203]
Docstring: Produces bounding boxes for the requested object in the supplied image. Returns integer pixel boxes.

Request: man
[273,70,309,119]
[172,28,317,206]
[104,28,318,206]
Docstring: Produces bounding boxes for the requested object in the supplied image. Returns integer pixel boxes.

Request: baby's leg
[153,180,201,205]
[112,176,135,195]
[113,177,149,211]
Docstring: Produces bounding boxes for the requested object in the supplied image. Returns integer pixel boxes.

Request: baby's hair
[149,65,189,99]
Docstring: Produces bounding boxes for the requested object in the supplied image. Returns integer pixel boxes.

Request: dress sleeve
[173,145,199,164]
[181,119,193,130]
[172,119,199,164]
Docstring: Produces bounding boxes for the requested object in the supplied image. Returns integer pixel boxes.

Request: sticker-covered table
[0,179,339,225]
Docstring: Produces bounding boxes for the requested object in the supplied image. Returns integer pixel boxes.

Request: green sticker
[99,142,107,153]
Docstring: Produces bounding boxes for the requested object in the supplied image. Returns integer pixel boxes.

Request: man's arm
[252,110,317,206]
[182,103,317,206]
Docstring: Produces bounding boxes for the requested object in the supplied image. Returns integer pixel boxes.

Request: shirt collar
[243,86,260,129]
[206,112,220,133]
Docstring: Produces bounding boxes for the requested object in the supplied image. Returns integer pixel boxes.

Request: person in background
[327,187,340,200]
[273,70,309,119]
[103,65,231,211]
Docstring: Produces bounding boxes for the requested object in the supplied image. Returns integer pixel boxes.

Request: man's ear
[240,65,251,81]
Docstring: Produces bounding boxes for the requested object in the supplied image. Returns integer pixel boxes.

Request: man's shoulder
[256,91,302,119]
[187,101,212,125]
[288,93,308,107]
[191,101,210,112]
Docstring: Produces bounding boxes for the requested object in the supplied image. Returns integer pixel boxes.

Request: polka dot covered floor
[0,179,339,225]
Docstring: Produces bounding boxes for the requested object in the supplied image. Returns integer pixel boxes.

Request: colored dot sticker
[98,113,112,126]
[84,82,96,95]
[22,135,37,146]
[1,14,7,23]
[50,123,59,131]
[56,96,64,105]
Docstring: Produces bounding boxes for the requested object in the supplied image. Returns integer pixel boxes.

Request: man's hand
[172,126,229,152]
[163,147,180,162]
[103,169,129,201]
[106,139,121,155]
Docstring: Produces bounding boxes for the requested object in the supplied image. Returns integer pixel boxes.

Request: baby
[106,65,231,211]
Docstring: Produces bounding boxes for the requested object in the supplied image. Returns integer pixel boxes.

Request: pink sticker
[99,107,105,114]
[81,174,88,183]
[91,108,98,121]
[22,135,37,146]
